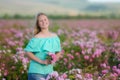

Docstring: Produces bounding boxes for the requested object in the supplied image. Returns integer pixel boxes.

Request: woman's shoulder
[33,33,43,38]
[34,32,58,38]
[50,32,57,36]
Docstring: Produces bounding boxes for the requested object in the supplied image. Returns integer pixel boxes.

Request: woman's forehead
[38,15,47,19]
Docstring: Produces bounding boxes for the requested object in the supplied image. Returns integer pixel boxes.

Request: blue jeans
[28,73,48,80]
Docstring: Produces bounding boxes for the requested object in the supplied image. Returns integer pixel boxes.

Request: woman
[24,12,62,80]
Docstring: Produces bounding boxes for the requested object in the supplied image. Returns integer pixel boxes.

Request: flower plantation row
[0,19,120,80]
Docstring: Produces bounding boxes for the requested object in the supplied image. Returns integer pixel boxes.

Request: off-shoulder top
[24,35,61,74]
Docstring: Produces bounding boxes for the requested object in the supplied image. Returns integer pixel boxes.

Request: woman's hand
[56,52,63,61]
[25,52,51,65]
[41,59,51,65]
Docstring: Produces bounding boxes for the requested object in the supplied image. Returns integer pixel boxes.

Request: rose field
[0,19,120,80]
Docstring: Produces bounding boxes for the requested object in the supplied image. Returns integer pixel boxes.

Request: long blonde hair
[33,12,47,35]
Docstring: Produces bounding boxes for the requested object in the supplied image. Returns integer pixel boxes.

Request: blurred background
[0,0,120,18]
[0,0,120,80]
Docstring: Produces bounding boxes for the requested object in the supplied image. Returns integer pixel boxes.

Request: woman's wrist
[38,60,44,64]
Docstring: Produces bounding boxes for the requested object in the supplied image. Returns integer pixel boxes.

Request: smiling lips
[42,23,47,26]
[42,23,48,27]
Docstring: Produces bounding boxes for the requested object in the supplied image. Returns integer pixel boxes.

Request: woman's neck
[40,29,50,34]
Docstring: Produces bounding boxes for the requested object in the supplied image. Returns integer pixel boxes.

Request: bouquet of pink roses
[46,52,57,64]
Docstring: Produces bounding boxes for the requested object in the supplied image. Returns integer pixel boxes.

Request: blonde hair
[33,12,47,36]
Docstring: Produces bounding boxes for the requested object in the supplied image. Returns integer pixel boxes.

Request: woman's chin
[41,26,48,29]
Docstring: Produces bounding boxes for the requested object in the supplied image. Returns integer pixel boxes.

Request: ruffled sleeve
[53,36,62,52]
[24,36,62,54]
[24,38,42,53]
[55,37,62,52]
[42,36,62,53]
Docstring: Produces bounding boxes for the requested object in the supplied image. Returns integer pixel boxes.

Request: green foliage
[1,14,120,19]
[0,53,28,80]
[49,24,60,33]
[108,52,119,67]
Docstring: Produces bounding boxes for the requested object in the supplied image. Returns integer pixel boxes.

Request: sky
[88,0,120,3]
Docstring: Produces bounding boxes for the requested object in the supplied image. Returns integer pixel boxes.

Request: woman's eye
[39,20,43,22]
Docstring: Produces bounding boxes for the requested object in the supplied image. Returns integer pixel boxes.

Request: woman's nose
[43,20,46,22]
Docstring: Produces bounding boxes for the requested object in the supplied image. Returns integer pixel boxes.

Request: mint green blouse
[24,36,61,74]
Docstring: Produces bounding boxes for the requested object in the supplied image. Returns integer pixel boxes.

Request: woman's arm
[25,52,50,65]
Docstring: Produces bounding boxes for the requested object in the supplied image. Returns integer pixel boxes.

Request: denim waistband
[28,73,49,80]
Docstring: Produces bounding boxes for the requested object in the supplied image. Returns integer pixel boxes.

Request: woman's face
[38,15,49,29]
